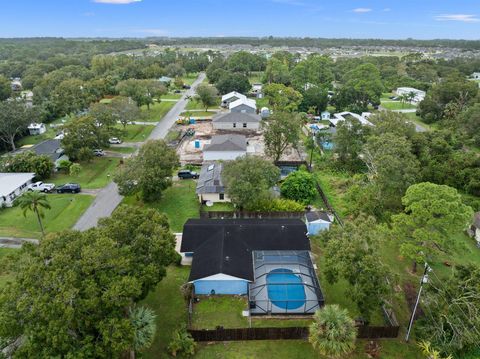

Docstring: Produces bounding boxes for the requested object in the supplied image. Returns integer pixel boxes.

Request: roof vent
[225,256,230,261]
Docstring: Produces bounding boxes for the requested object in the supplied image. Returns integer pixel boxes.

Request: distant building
[229,98,257,114]
[0,172,35,207]
[396,87,426,103]
[195,162,230,204]
[221,91,247,107]
[251,83,263,98]
[212,112,261,131]
[158,76,172,84]
[10,80,22,91]
[203,134,247,161]
[27,123,47,136]
[321,111,331,120]
[471,72,480,80]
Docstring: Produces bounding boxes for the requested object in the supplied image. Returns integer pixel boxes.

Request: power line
[405,262,430,342]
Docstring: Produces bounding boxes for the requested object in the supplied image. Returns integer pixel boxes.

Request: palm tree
[17,191,51,238]
[128,306,157,359]
[418,341,452,359]
[309,304,357,358]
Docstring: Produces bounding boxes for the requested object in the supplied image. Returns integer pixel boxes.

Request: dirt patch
[403,282,424,319]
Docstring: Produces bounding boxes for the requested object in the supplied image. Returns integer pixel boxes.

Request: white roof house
[396,87,426,103]
[27,123,47,136]
[0,172,35,207]
[330,112,374,127]
[229,98,257,114]
[471,72,480,79]
[221,91,247,105]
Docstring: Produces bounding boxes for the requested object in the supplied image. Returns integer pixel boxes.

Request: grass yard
[186,98,220,111]
[141,266,190,359]
[180,110,217,118]
[161,93,182,100]
[108,146,136,154]
[312,170,352,218]
[118,124,154,142]
[183,73,200,85]
[51,157,121,189]
[192,296,248,329]
[0,194,93,238]
[201,202,235,212]
[381,101,417,111]
[403,112,433,131]
[248,71,264,84]
[141,101,176,122]
[123,179,200,232]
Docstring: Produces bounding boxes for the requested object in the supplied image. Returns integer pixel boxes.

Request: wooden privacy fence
[199,210,304,219]
[188,324,399,342]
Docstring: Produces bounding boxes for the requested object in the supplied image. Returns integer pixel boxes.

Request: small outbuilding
[27,123,47,136]
[0,172,35,207]
[305,211,334,235]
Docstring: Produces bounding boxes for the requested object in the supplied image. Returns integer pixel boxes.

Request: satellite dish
[206,201,213,207]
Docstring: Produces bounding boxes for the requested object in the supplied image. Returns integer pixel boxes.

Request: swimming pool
[266,268,307,310]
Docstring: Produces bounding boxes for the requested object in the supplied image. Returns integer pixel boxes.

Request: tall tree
[280,170,317,205]
[195,84,218,111]
[0,99,36,150]
[391,182,473,272]
[110,96,141,129]
[309,305,357,358]
[17,191,51,238]
[333,118,371,172]
[263,111,302,162]
[263,58,291,85]
[222,156,280,210]
[214,73,251,95]
[263,83,303,112]
[117,79,149,108]
[0,152,54,180]
[0,75,12,100]
[114,140,179,202]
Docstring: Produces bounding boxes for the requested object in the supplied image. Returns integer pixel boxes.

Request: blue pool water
[266,268,306,310]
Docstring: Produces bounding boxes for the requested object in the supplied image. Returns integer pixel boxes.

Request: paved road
[149,73,206,140]
[73,73,205,231]
[0,237,38,249]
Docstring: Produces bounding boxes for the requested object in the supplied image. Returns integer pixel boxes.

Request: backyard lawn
[186,98,220,111]
[183,73,200,85]
[312,169,352,217]
[161,93,182,100]
[141,101,176,122]
[248,71,264,84]
[118,124,154,142]
[51,158,122,189]
[0,194,93,238]
[107,146,136,154]
[192,296,248,329]
[201,202,235,212]
[123,179,200,232]
[381,101,417,111]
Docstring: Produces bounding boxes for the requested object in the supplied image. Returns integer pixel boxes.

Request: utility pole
[405,262,430,342]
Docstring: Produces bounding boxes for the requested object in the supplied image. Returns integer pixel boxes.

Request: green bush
[0,152,54,180]
[249,198,304,212]
[167,325,196,357]
[281,171,317,205]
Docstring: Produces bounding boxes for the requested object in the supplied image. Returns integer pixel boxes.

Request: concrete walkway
[73,73,206,231]
[0,237,39,249]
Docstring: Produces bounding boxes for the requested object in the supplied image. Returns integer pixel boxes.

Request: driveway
[73,73,206,231]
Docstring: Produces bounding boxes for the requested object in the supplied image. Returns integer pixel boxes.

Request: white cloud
[434,14,480,23]
[93,0,142,4]
[352,8,372,13]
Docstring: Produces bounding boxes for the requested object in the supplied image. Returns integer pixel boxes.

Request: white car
[108,137,122,144]
[28,181,56,193]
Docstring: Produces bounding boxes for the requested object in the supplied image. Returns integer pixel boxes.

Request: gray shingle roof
[31,139,64,161]
[212,112,261,124]
[196,162,225,194]
[306,211,332,223]
[203,134,247,152]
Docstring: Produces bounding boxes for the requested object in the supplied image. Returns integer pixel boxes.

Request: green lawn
[403,112,433,131]
[381,101,417,111]
[312,169,352,218]
[51,157,121,189]
[141,101,176,122]
[123,179,200,232]
[108,146,136,154]
[0,194,93,238]
[183,73,200,85]
[118,124,154,142]
[201,202,235,212]
[248,71,264,84]
[192,296,248,329]
[161,93,182,100]
[180,111,217,118]
[141,266,190,359]
[186,98,220,111]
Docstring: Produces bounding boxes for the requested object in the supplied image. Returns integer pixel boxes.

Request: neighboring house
[221,91,247,107]
[468,212,480,246]
[13,139,69,170]
[180,219,324,315]
[306,211,334,235]
[0,172,35,207]
[27,123,47,136]
[320,111,330,120]
[212,112,261,131]
[196,162,230,204]
[158,76,172,84]
[10,80,22,91]
[329,112,374,127]
[229,98,257,114]
[471,72,480,80]
[203,134,247,161]
[251,83,263,98]
[396,87,426,103]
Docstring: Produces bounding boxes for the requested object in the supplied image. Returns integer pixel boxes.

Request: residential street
[73,72,206,231]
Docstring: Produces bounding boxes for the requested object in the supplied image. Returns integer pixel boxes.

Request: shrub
[167,325,196,357]
[281,170,317,205]
[249,198,304,212]
[69,163,82,177]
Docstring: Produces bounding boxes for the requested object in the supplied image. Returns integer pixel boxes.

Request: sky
[0,0,479,40]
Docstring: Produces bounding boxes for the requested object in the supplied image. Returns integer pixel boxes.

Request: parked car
[182,85,191,89]
[108,137,122,144]
[177,170,199,179]
[93,149,105,157]
[174,89,182,93]
[56,183,81,194]
[28,181,55,193]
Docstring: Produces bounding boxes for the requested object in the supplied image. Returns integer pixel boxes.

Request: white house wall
[203,150,246,161]
[212,122,260,131]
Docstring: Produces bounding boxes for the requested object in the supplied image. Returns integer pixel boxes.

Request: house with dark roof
[196,162,230,204]
[203,134,247,161]
[11,139,68,170]
[212,112,261,131]
[180,219,324,314]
